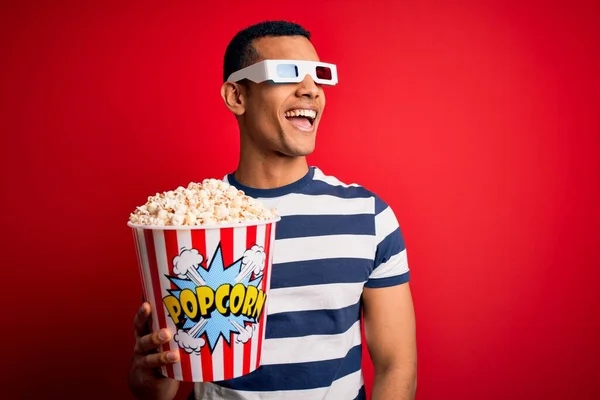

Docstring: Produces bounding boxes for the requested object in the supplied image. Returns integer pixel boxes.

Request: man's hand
[128,302,181,400]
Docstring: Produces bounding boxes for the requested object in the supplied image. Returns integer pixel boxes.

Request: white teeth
[285,109,317,119]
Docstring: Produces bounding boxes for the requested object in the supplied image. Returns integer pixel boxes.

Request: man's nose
[295,75,320,98]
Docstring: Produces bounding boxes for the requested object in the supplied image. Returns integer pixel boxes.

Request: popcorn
[129,179,278,227]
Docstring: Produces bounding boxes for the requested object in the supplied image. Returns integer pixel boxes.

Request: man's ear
[221,82,246,116]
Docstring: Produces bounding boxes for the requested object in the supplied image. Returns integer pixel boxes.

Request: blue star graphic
[166,244,263,352]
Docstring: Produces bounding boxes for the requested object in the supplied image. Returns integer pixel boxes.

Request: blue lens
[276,64,299,78]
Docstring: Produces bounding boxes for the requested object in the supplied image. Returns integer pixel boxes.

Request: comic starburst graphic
[166,244,263,352]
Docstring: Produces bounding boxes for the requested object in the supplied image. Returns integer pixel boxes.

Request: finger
[133,302,151,338]
[138,350,180,369]
[135,328,171,354]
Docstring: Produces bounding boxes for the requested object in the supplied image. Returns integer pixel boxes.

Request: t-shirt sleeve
[365,195,411,288]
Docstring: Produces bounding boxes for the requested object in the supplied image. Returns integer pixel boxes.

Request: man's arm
[363,283,417,400]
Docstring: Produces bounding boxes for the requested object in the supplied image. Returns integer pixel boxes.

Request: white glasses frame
[227,59,338,86]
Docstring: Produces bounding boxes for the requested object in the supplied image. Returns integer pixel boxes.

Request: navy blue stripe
[334,344,363,381]
[365,271,410,288]
[215,344,363,392]
[267,301,361,339]
[354,385,366,400]
[271,258,373,289]
[275,214,375,239]
[375,227,406,267]
[375,195,388,215]
[306,180,374,199]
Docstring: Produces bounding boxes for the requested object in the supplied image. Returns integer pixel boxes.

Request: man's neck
[234,153,309,190]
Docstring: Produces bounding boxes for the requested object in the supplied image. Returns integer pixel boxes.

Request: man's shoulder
[309,167,393,213]
[310,167,378,198]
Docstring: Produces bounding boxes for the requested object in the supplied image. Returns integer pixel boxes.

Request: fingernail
[167,351,178,362]
[158,330,168,341]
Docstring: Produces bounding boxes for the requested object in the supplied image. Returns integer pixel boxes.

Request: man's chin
[276,146,316,158]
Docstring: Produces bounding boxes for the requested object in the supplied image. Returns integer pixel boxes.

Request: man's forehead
[251,36,320,62]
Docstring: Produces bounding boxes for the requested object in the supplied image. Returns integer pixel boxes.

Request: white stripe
[274,234,375,264]
[323,369,364,399]
[132,230,147,301]
[205,228,221,267]
[203,228,221,379]
[262,320,362,365]
[135,230,168,377]
[251,224,266,369]
[248,324,259,371]
[153,230,183,380]
[136,229,164,386]
[136,230,159,333]
[270,193,374,216]
[268,282,364,315]
[313,167,361,187]
[375,206,399,242]
[193,369,363,400]
[265,223,276,294]
[212,337,224,381]
[233,226,247,261]
[175,229,203,382]
[371,248,409,279]
[233,227,247,378]
[256,223,266,248]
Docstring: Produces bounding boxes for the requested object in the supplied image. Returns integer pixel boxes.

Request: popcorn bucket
[128,218,279,382]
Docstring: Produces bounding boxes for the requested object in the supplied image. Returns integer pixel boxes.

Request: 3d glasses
[227,59,338,86]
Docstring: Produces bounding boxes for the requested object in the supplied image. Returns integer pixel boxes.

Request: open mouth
[284,109,317,131]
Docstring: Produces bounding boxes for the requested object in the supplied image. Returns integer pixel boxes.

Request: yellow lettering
[242,285,258,317]
[180,289,198,320]
[253,290,267,320]
[163,295,182,324]
[196,286,215,317]
[215,284,231,316]
[230,283,246,315]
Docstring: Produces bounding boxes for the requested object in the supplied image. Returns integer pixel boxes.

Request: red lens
[315,66,332,80]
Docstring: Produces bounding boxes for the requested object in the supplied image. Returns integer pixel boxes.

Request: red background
[1,1,599,399]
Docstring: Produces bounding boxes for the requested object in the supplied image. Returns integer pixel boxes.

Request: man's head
[221,21,327,159]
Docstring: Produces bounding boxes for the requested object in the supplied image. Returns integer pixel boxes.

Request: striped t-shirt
[193,166,410,400]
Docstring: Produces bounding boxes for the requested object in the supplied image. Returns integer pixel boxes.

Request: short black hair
[223,20,311,82]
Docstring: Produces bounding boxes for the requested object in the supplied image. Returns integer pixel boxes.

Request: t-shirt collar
[226,167,315,198]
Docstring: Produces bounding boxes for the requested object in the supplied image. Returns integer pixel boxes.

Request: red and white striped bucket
[128,219,279,382]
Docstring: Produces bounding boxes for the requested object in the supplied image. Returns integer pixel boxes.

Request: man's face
[239,36,326,157]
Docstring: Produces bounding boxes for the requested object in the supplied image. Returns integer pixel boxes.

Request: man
[128,20,417,400]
